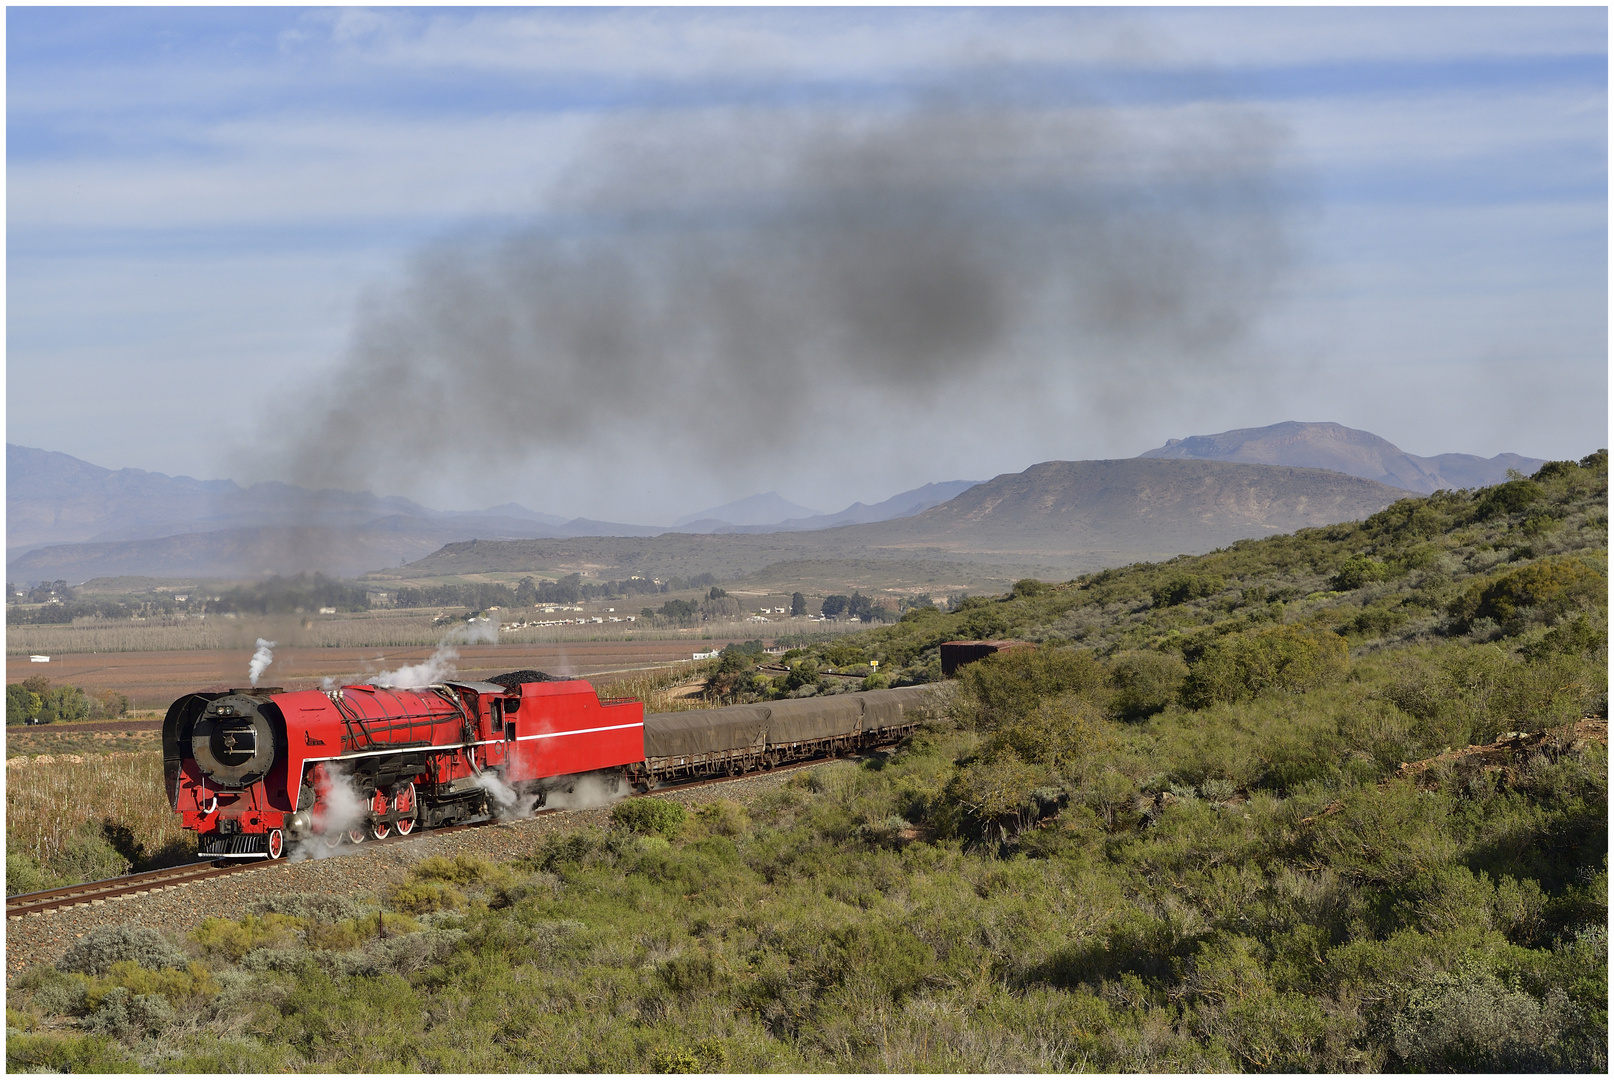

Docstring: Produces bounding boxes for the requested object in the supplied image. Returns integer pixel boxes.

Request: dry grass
[6,751,194,870]
[4,727,160,758]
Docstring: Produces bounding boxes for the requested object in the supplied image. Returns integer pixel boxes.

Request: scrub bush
[612,798,689,838]
[1181,626,1349,708]
[59,923,188,976]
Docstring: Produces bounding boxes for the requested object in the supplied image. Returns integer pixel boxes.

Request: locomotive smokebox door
[191,694,278,787]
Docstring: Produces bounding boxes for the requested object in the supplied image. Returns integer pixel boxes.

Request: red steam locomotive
[163,670,936,860]
[162,674,642,859]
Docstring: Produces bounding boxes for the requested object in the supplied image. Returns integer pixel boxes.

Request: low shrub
[408,853,510,888]
[85,959,219,1011]
[1181,626,1349,709]
[1391,962,1601,1071]
[612,798,688,839]
[192,913,302,962]
[7,852,59,895]
[80,985,175,1039]
[5,1032,139,1072]
[391,879,467,915]
[694,798,751,837]
[305,912,420,951]
[59,922,188,976]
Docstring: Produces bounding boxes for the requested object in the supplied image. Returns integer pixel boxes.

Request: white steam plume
[544,773,627,812]
[372,619,498,689]
[249,638,276,687]
[473,771,539,821]
[471,770,624,821]
[290,761,370,862]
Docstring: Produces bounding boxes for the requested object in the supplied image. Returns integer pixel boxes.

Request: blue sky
[7,7,1607,522]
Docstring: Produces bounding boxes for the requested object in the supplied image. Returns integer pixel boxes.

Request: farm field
[5,612,858,658]
[6,640,723,711]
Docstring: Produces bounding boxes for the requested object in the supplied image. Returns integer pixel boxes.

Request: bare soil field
[5,640,728,710]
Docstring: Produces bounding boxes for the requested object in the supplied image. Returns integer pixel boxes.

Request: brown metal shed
[939,640,1034,676]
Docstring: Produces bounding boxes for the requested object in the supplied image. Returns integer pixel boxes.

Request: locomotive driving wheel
[369,788,391,840]
[393,781,417,836]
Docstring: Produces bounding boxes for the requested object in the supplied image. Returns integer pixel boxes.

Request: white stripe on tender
[516,721,643,742]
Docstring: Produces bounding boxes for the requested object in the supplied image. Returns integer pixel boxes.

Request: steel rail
[6,861,253,920]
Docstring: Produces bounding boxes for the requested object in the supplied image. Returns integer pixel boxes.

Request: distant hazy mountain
[1138,422,1544,494]
[9,526,433,581]
[714,480,984,534]
[6,444,575,551]
[672,492,823,529]
[392,459,1406,585]
[5,442,1413,584]
[849,458,1404,554]
[455,503,569,527]
[6,446,969,582]
[5,444,592,579]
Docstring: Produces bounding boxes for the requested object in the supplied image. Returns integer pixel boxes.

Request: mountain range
[5,444,977,580]
[387,459,1407,586]
[7,422,1550,584]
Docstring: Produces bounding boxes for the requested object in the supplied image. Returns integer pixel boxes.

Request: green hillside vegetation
[888,455,1600,680]
[8,455,1605,1072]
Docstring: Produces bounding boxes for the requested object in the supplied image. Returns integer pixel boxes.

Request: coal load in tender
[490,669,559,687]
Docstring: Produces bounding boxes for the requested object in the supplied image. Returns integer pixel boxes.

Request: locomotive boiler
[163,673,937,859]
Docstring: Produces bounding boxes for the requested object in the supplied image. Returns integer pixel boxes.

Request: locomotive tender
[163,673,935,859]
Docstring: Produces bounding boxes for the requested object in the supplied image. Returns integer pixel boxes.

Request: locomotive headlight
[191,695,277,788]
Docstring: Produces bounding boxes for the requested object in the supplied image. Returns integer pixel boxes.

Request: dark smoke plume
[275,80,1294,509]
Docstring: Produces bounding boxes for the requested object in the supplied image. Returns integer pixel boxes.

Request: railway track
[6,860,245,920]
[5,748,869,921]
